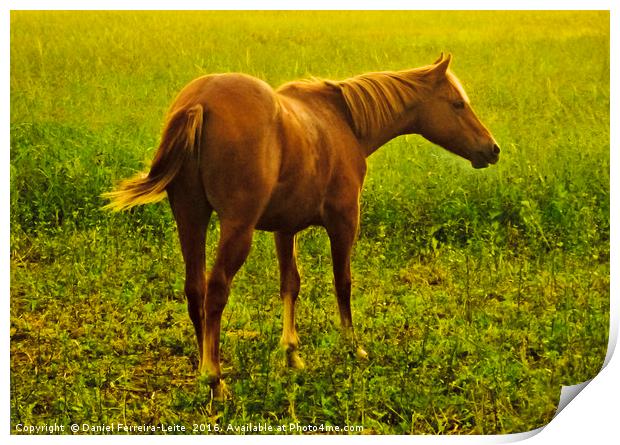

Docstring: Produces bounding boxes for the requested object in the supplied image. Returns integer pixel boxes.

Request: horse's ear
[432,53,452,77]
[433,52,445,64]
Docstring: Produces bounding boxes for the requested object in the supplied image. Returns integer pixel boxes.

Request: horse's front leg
[324,206,368,360]
[275,232,305,369]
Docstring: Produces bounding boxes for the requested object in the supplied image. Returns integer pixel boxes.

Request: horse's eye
[453,100,465,110]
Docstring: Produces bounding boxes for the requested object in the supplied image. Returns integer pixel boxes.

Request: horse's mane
[323,67,435,139]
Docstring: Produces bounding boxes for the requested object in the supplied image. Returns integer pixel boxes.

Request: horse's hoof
[356,346,369,360]
[286,350,306,369]
[211,379,230,401]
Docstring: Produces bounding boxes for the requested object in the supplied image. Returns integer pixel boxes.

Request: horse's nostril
[493,144,501,155]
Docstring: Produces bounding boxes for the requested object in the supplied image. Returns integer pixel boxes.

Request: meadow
[10,11,609,434]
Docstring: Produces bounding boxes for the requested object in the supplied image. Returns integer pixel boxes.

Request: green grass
[10,11,609,434]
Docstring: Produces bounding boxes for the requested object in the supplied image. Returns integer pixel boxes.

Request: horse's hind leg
[171,174,256,400]
[167,180,212,375]
[202,218,255,398]
[275,232,304,369]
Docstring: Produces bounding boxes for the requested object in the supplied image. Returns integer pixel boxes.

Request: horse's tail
[102,104,204,211]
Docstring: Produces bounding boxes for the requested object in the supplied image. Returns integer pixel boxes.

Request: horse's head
[416,54,500,169]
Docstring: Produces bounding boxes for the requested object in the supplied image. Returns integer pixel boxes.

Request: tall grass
[10,11,609,434]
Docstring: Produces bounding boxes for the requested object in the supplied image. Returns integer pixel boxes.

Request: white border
[3,0,618,11]
[3,1,616,443]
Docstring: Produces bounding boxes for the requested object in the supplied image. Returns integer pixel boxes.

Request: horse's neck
[280,81,418,158]
[358,111,419,157]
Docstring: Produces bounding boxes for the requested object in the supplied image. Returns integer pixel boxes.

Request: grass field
[10,11,609,434]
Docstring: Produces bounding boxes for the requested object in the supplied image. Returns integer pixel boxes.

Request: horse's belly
[254,213,320,233]
[255,183,324,233]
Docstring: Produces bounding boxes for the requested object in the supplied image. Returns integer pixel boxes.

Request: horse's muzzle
[487,145,500,165]
[471,145,500,169]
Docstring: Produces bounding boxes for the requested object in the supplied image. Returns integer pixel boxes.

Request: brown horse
[103,53,499,399]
